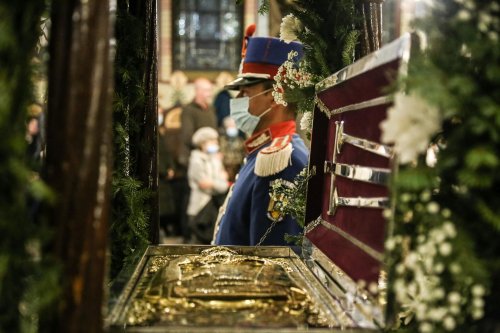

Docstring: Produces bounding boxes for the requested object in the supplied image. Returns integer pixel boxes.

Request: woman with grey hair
[186,127,229,243]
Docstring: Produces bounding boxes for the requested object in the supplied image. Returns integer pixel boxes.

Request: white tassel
[254,143,293,177]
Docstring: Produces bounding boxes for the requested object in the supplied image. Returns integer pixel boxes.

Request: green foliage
[111,5,153,280]
[290,0,360,78]
[270,168,310,244]
[389,0,500,331]
[256,0,270,15]
[0,1,59,332]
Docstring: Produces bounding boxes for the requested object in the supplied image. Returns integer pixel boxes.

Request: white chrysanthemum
[299,111,313,132]
[279,14,302,44]
[380,92,441,164]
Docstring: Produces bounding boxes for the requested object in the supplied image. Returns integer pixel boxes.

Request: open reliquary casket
[107,34,416,332]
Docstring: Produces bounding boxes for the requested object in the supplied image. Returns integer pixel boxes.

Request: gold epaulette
[254,135,293,177]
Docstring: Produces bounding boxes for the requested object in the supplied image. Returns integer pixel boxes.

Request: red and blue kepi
[225,24,304,90]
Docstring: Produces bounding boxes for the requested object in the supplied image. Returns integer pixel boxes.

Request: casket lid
[302,33,414,328]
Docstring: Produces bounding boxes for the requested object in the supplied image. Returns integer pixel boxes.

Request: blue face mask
[230,89,273,136]
[226,127,239,138]
[205,143,219,154]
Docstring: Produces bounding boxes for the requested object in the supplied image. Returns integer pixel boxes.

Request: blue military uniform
[213,25,307,246]
[214,120,308,246]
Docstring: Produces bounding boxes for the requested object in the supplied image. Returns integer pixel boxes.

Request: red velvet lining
[306,59,401,285]
[307,224,382,283]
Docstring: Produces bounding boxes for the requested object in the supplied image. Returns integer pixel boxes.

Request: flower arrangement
[267,0,361,234]
[269,168,311,245]
[380,92,441,164]
[386,190,488,332]
[379,0,500,331]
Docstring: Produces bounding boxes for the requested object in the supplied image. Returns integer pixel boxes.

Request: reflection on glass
[172,1,242,71]
[199,0,217,11]
[124,247,332,328]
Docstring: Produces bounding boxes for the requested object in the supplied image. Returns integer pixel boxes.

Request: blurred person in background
[178,77,217,240]
[219,116,244,183]
[213,71,235,128]
[187,127,229,244]
[158,105,184,238]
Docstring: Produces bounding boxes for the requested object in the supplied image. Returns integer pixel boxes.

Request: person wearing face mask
[187,127,229,244]
[219,116,245,183]
[213,25,309,246]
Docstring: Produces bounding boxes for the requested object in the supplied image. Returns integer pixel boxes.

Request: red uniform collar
[244,120,296,154]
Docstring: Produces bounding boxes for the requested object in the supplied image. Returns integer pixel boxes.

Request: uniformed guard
[213,25,309,246]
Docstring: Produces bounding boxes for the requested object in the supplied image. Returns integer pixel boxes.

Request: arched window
[172,0,243,71]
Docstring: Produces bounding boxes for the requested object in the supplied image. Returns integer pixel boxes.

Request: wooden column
[45,0,113,331]
[356,0,384,58]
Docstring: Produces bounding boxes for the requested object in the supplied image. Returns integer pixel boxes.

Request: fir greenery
[0,2,60,332]
[111,5,152,279]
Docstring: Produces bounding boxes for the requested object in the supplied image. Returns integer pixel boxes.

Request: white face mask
[225,127,239,138]
[229,88,273,136]
[205,143,219,154]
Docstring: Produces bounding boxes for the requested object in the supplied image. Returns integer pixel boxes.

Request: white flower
[448,292,461,304]
[473,297,485,309]
[439,242,453,256]
[472,285,486,297]
[432,288,445,300]
[430,229,446,243]
[420,190,431,202]
[279,14,302,43]
[385,238,396,251]
[419,322,433,333]
[449,305,460,315]
[429,307,446,321]
[450,263,462,274]
[427,202,440,214]
[442,222,457,238]
[457,9,471,21]
[405,252,419,268]
[380,92,441,164]
[368,282,379,294]
[441,208,451,218]
[472,308,484,319]
[488,31,498,42]
[443,316,456,331]
[434,263,444,273]
[300,111,313,132]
